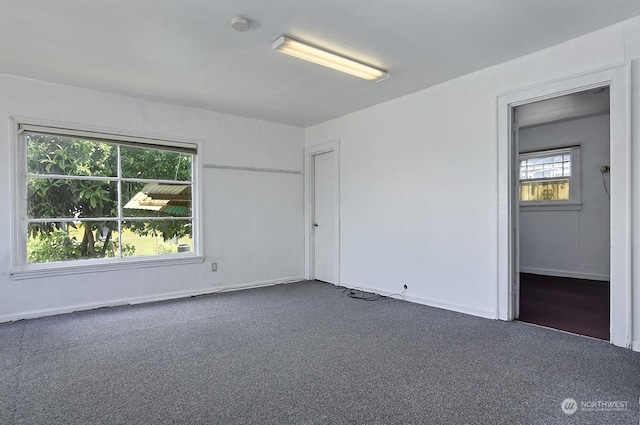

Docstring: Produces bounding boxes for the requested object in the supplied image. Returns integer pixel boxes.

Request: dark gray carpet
[1,281,638,425]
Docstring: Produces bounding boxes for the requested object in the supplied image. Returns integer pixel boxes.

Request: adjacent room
[1,1,640,424]
[516,89,611,340]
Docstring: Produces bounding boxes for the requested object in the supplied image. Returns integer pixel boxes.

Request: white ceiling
[1,1,639,127]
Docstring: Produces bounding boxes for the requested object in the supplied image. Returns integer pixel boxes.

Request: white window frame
[10,117,204,280]
[519,146,581,211]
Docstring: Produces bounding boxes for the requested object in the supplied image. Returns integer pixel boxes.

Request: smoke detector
[230,16,250,32]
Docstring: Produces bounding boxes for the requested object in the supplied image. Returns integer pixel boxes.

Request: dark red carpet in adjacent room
[518,273,610,340]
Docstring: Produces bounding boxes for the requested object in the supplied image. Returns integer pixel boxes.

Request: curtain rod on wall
[203,164,303,175]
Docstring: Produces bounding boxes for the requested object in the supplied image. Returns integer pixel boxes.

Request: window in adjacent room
[519,146,581,208]
[15,123,198,270]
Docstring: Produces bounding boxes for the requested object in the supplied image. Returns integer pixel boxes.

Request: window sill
[519,202,582,212]
[10,255,205,281]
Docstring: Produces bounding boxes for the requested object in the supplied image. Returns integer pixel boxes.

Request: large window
[519,146,581,208]
[16,123,198,270]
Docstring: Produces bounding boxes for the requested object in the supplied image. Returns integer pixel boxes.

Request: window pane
[22,127,197,267]
[520,179,570,201]
[27,221,120,263]
[120,220,193,257]
[520,153,571,180]
[27,178,117,219]
[120,146,192,181]
[27,134,117,177]
[122,182,192,218]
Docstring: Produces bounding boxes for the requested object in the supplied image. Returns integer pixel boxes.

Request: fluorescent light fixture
[272,36,389,82]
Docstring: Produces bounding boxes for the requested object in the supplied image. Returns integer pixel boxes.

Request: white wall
[0,75,305,321]
[519,114,610,281]
[305,16,640,349]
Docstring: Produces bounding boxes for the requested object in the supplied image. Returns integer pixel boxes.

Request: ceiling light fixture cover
[272,36,389,82]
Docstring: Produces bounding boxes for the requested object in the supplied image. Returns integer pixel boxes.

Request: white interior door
[313,151,336,283]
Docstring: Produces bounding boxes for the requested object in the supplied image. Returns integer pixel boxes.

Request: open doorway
[497,63,632,349]
[514,88,610,340]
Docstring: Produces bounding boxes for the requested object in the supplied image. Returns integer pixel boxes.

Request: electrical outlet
[211,263,218,272]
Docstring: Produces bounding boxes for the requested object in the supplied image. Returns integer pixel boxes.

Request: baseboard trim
[0,276,305,323]
[340,281,497,320]
[520,267,609,282]
[632,340,640,352]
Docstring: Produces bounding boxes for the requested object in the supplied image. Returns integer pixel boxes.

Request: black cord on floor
[386,293,406,301]
[333,284,405,302]
[347,287,382,301]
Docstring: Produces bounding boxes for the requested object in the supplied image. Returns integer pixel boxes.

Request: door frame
[497,62,632,348]
[304,139,341,283]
